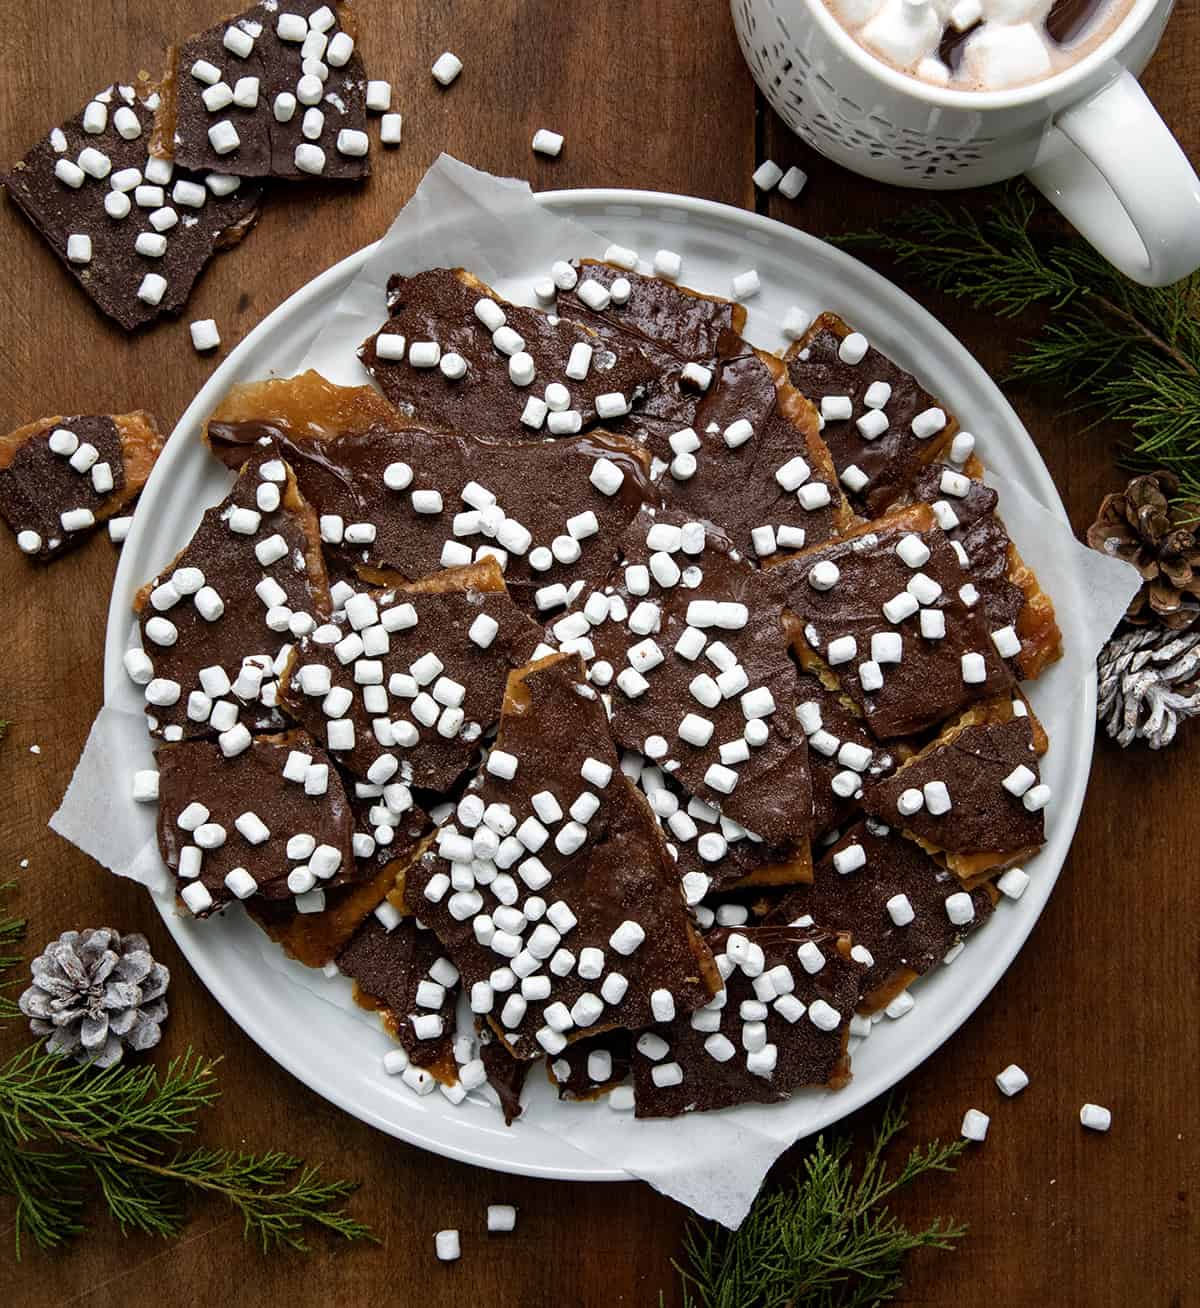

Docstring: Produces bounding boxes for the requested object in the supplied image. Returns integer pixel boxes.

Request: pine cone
[1096,625,1200,748]
[1086,472,1200,631]
[18,929,170,1068]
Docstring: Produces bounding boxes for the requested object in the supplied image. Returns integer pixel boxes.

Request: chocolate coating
[785,316,954,516]
[405,654,718,1059]
[864,716,1045,854]
[156,729,355,913]
[0,417,124,559]
[135,449,328,741]
[167,0,369,181]
[360,269,657,436]
[208,416,655,617]
[282,578,542,789]
[632,924,860,1117]
[678,344,842,556]
[4,83,260,330]
[768,820,993,1009]
[337,916,458,1068]
[772,511,1014,739]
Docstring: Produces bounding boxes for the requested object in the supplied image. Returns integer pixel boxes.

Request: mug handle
[1025,69,1200,287]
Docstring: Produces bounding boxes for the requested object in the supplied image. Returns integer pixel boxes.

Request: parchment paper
[50,154,1143,1227]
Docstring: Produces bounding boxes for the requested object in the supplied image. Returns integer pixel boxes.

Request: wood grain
[0,2,1195,1304]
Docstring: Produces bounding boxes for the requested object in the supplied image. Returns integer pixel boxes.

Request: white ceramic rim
[790,0,1161,110]
[105,187,1094,1181]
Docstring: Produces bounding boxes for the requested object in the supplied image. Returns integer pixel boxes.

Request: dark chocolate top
[632,925,860,1117]
[773,515,1014,739]
[633,764,789,897]
[156,729,354,913]
[207,417,655,617]
[281,579,543,789]
[337,915,458,1068]
[794,671,899,837]
[405,655,717,1059]
[676,344,840,556]
[169,0,369,181]
[136,450,327,741]
[551,1028,632,1100]
[557,261,738,365]
[910,464,1026,645]
[4,83,260,331]
[864,717,1044,854]
[786,320,950,516]
[768,820,994,1005]
[360,269,657,436]
[0,417,124,559]
[477,1024,528,1124]
[562,508,812,853]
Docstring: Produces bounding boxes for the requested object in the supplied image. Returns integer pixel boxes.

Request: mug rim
[793,0,1163,109]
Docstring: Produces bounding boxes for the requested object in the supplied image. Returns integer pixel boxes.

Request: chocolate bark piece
[556,261,746,465]
[280,559,543,789]
[673,342,849,556]
[156,728,355,916]
[633,760,812,898]
[360,268,658,437]
[132,449,329,742]
[771,504,1014,740]
[549,1028,632,1100]
[559,260,745,364]
[246,800,433,967]
[477,1023,528,1124]
[784,313,956,517]
[4,80,260,331]
[632,925,860,1117]
[0,411,162,560]
[794,671,901,838]
[560,508,812,855]
[337,916,459,1074]
[908,460,1062,680]
[863,700,1046,880]
[160,0,369,182]
[405,653,720,1060]
[204,370,656,617]
[766,819,995,1013]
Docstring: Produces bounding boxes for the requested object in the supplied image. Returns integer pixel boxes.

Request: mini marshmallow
[380,112,402,145]
[752,159,783,191]
[532,128,564,156]
[997,866,1030,900]
[961,1108,990,1142]
[996,1063,1029,1096]
[886,893,914,926]
[731,269,760,300]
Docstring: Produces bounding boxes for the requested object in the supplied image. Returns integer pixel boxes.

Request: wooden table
[1,3,1196,1303]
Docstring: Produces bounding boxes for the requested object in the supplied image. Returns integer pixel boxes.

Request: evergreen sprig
[673,1096,966,1308]
[834,183,1200,502]
[0,885,377,1257]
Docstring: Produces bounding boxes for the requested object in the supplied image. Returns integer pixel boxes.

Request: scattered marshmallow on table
[190,319,221,352]
[434,1228,461,1261]
[995,1063,1029,1096]
[432,51,463,86]
[486,1204,517,1233]
[752,159,783,191]
[1080,1103,1112,1132]
[960,1108,990,1142]
[532,128,564,157]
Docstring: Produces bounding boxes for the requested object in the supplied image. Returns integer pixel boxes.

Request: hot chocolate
[823,0,1137,91]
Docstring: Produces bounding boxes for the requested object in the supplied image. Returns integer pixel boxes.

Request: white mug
[733,0,1200,285]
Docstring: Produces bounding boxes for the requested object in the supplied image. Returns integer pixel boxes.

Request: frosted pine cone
[1096,625,1200,749]
[19,928,170,1068]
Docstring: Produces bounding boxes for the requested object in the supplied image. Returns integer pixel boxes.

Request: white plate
[105,189,1092,1182]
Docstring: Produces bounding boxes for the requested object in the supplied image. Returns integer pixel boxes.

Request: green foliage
[0,883,376,1258]
[834,183,1200,503]
[673,1097,966,1308]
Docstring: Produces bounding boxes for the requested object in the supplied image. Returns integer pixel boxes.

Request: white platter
[104,189,1092,1182]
